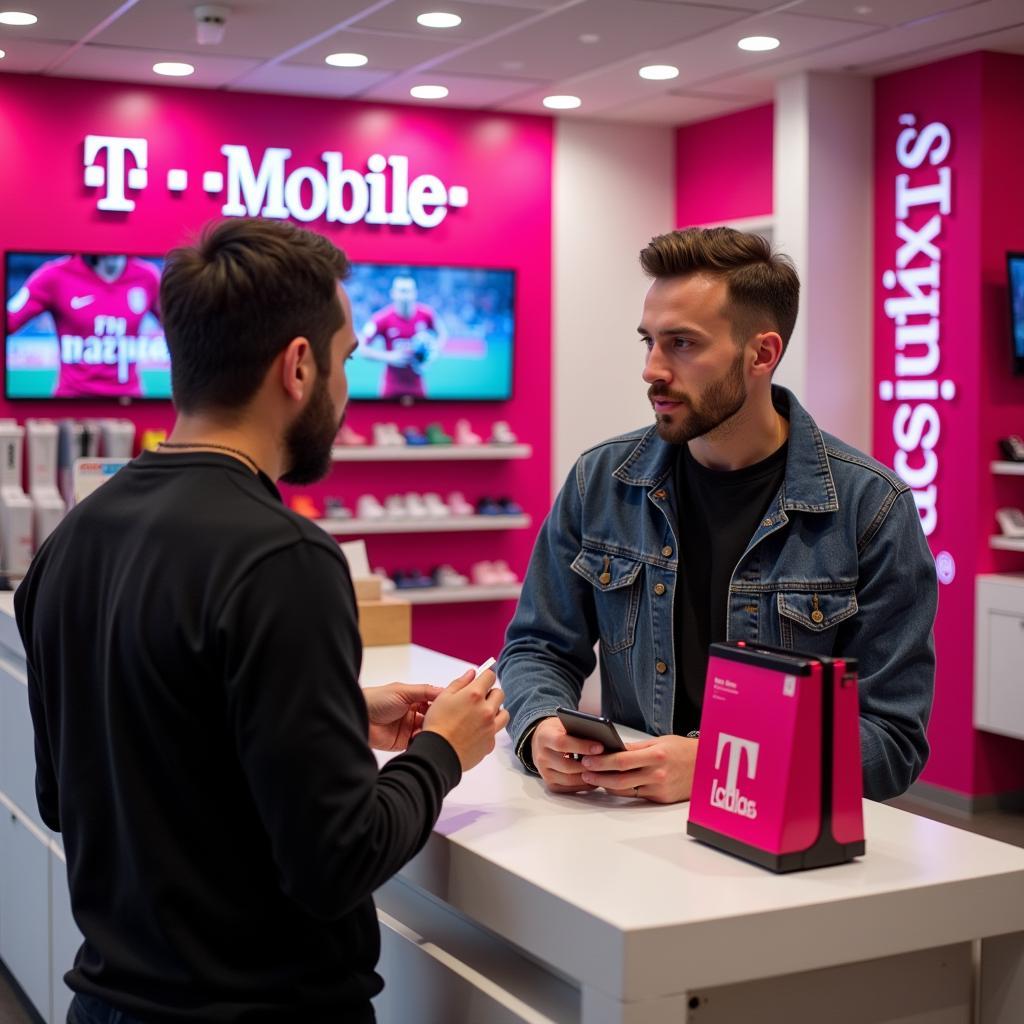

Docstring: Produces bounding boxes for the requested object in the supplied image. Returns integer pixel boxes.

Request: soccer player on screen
[357,275,446,399]
[6,254,162,398]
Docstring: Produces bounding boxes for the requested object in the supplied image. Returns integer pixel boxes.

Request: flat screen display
[5,251,170,400]
[345,262,515,401]
[1008,252,1024,375]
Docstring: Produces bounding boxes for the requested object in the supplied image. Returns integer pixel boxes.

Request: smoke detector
[194,4,228,45]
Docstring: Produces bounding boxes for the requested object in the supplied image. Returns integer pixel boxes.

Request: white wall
[774,73,874,450]
[551,119,676,494]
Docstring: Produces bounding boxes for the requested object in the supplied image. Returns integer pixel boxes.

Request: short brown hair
[160,218,351,413]
[639,227,799,354]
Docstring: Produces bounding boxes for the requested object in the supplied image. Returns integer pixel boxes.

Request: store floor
[2,800,1023,1024]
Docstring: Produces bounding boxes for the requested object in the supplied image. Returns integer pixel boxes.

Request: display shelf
[991,461,1024,476]
[315,514,532,536]
[397,584,522,605]
[990,536,1024,552]
[331,444,532,462]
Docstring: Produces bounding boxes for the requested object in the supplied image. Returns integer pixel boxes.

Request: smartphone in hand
[555,707,627,755]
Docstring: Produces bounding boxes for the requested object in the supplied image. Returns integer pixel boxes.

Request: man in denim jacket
[499,227,936,804]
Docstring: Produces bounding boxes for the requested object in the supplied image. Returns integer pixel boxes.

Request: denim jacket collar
[612,385,838,514]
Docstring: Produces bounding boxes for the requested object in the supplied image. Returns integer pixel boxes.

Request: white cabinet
[0,655,42,832]
[975,574,1024,740]
[0,811,51,1021]
[50,846,81,1024]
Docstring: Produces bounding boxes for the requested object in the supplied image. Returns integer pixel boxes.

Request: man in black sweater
[15,218,508,1023]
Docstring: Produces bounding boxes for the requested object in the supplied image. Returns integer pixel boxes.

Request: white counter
[2,621,1023,1023]
[363,644,1024,1024]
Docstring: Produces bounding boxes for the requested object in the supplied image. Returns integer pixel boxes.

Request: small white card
[338,539,371,578]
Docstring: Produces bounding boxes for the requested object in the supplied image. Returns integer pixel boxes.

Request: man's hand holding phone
[580,734,699,804]
[529,716,605,794]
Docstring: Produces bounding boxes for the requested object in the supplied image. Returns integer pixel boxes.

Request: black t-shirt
[672,442,788,734]
[15,451,461,1023]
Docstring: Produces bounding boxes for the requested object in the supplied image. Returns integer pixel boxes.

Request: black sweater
[15,451,461,1022]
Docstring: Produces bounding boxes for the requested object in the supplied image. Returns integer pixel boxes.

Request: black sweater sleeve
[216,540,461,921]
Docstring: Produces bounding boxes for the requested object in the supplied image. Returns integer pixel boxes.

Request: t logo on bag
[711,733,759,819]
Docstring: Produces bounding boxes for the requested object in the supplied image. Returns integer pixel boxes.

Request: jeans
[68,994,147,1023]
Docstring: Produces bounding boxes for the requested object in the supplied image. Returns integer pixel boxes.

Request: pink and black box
[686,641,865,873]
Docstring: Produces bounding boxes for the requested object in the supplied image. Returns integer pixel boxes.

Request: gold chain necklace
[157,441,261,475]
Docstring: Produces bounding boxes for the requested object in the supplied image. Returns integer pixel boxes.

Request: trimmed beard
[280,373,339,485]
[650,349,747,445]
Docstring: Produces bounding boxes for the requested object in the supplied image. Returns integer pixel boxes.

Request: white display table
[363,644,1024,1024]
[2,603,1023,1023]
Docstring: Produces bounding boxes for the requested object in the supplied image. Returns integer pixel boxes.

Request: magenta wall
[0,73,553,664]
[675,104,773,227]
[874,51,1024,798]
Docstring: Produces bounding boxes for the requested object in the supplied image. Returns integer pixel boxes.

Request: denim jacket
[499,387,936,801]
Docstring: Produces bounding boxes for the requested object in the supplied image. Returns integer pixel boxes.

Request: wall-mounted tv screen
[5,252,170,400]
[1008,252,1024,375]
[345,262,515,401]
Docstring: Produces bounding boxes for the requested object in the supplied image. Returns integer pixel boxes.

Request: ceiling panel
[93,0,374,59]
[0,0,128,42]
[434,0,747,80]
[52,43,262,87]
[229,61,394,98]
[592,90,767,125]
[288,29,459,70]
[359,68,545,105]
[0,39,76,73]
[789,0,982,28]
[351,0,543,40]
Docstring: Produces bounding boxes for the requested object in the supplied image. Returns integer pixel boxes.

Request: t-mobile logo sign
[82,135,469,228]
[710,732,759,819]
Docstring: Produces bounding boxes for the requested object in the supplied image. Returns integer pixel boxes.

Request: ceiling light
[738,35,780,52]
[543,95,581,110]
[0,49,5,58]
[639,64,679,81]
[410,84,449,99]
[325,52,368,67]
[579,33,600,44]
[153,61,195,77]
[417,12,461,29]
[0,11,36,25]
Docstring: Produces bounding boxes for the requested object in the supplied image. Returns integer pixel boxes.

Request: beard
[649,350,747,445]
[280,374,340,485]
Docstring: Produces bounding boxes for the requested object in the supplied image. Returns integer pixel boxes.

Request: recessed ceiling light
[639,64,679,81]
[410,84,449,99]
[854,4,872,13]
[417,11,461,29]
[579,33,600,44]
[738,36,780,52]
[153,61,195,77]
[543,94,581,110]
[325,52,368,67]
[0,49,5,58]
[0,11,36,25]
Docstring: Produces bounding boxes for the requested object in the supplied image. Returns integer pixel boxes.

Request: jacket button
[661,546,673,558]
[762,518,773,527]
[811,610,824,624]
[654,582,666,596]
[654,489,667,499]
[599,572,612,585]
[656,661,668,674]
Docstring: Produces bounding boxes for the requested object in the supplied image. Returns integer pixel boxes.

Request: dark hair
[160,218,351,413]
[639,227,799,354]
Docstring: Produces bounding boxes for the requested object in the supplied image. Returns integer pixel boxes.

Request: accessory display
[999,435,1024,462]
[687,641,865,873]
[996,507,1024,538]
[157,441,261,475]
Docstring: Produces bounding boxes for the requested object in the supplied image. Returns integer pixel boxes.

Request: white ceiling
[0,0,1022,124]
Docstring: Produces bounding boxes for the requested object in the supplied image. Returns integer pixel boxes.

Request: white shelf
[315,514,531,536]
[331,444,532,462]
[992,461,1024,476]
[990,536,1024,552]
[398,584,522,605]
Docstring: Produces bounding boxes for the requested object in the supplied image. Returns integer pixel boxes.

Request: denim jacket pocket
[570,548,643,655]
[777,587,858,654]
